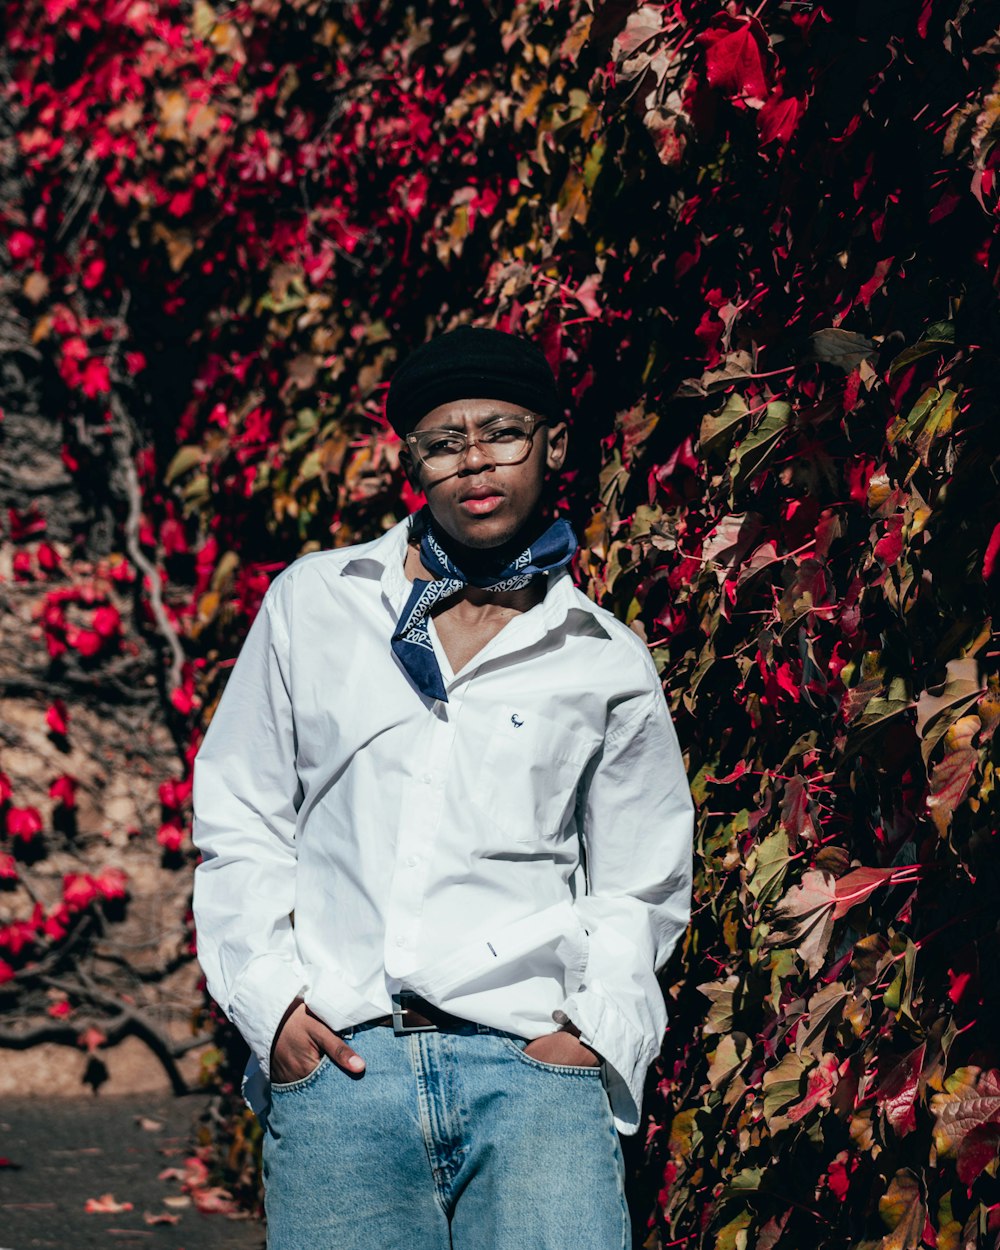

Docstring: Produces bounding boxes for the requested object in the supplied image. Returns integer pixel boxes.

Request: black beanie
[385,325,563,437]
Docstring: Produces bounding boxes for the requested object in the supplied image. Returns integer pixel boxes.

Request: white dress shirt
[192,516,693,1134]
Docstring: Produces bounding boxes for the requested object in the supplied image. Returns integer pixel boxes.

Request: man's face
[401,398,568,552]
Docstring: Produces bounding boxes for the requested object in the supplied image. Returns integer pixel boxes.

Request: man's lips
[459,493,504,515]
[458,487,505,515]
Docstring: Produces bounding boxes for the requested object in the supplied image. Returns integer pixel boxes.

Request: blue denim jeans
[261,1021,629,1249]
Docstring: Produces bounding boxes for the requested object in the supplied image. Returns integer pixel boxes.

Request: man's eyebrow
[423,411,529,431]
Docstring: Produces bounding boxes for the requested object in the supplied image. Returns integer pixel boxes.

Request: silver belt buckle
[391,992,435,1035]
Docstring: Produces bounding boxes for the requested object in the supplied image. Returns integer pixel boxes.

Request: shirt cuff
[554,989,660,1136]
[227,952,310,1079]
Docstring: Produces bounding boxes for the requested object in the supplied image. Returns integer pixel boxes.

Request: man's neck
[401,543,546,619]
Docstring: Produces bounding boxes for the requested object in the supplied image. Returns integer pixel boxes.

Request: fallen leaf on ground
[135,1116,164,1132]
[144,1211,181,1225]
[192,1184,239,1214]
[84,1193,134,1214]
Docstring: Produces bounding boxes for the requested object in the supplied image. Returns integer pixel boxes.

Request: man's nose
[458,437,494,472]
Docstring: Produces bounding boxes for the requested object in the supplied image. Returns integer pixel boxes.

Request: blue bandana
[391,511,578,702]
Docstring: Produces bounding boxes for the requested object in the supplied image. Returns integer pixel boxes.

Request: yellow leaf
[189,103,218,141]
[192,0,217,39]
[714,1210,751,1250]
[23,271,49,303]
[32,313,53,343]
[878,1170,926,1250]
[197,591,219,624]
[152,223,194,272]
[514,81,546,131]
[210,551,240,593]
[944,713,980,752]
[164,445,202,484]
[158,90,189,143]
[707,1032,749,1090]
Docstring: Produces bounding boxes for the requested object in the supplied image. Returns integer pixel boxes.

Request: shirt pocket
[469,703,594,843]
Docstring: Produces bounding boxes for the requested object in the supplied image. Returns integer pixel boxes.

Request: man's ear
[544,421,568,472]
[399,445,423,492]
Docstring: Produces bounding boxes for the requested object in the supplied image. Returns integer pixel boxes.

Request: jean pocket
[501,1034,603,1077]
[269,1054,331,1094]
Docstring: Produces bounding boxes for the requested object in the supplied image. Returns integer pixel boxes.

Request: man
[192,324,694,1249]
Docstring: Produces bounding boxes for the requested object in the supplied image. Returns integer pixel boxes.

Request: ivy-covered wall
[2,1,999,1244]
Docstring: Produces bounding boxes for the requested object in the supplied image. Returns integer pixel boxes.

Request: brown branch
[37,968,210,1095]
[0,1009,214,1096]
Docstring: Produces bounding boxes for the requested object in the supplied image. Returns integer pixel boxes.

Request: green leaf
[807,327,877,372]
[698,974,740,1035]
[583,138,604,189]
[915,656,984,767]
[888,326,956,377]
[700,392,748,459]
[165,444,202,484]
[746,829,790,906]
[729,402,791,499]
[726,1166,764,1192]
[181,472,210,505]
[887,385,960,470]
[762,1051,806,1125]
[707,1031,750,1090]
[714,1210,751,1250]
[844,676,914,755]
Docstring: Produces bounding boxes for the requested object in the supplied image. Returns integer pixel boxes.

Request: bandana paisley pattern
[391,510,577,702]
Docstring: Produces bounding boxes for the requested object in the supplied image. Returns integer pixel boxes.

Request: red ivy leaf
[94,867,128,900]
[92,605,121,638]
[77,1026,107,1054]
[156,821,185,851]
[7,806,43,842]
[957,1122,1000,1185]
[933,1068,1000,1155]
[758,90,807,148]
[927,748,978,834]
[49,774,77,807]
[80,358,111,399]
[63,873,100,910]
[46,700,68,735]
[697,14,776,108]
[983,520,1000,581]
[831,864,920,920]
[876,1043,926,1137]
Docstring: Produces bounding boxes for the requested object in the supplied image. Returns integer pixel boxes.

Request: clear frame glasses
[405,413,545,473]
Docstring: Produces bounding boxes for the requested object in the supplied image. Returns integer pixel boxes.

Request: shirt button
[395,936,407,947]
[406,855,419,868]
[421,772,433,784]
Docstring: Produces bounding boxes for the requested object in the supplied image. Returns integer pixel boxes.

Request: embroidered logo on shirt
[510,714,524,728]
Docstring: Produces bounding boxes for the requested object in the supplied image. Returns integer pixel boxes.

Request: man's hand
[270,997,366,1083]
[523,1022,602,1068]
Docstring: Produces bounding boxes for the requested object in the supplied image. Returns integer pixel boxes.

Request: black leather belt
[370,992,471,1035]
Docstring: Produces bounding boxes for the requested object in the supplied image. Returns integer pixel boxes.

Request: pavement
[0,1095,265,1250]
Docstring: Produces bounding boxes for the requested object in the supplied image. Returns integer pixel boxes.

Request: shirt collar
[340,516,414,614]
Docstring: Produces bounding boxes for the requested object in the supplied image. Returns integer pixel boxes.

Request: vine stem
[109,392,186,692]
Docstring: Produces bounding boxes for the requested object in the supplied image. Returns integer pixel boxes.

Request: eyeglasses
[404,413,545,473]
